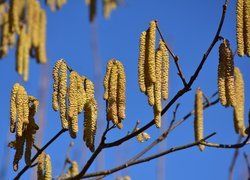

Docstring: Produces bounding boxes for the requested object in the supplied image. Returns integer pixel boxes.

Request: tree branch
[14,128,68,180]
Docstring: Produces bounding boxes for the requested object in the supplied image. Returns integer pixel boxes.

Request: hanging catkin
[154,105,161,128]
[194,88,205,151]
[16,25,25,75]
[37,152,52,180]
[10,83,20,133]
[68,71,79,139]
[233,67,247,137]
[1,13,9,57]
[9,0,20,34]
[37,152,45,179]
[117,61,126,121]
[138,31,146,93]
[77,75,86,114]
[147,21,156,83]
[84,98,97,152]
[108,63,119,125]
[44,154,52,180]
[154,48,162,113]
[218,40,235,107]
[103,59,114,100]
[159,39,169,100]
[244,0,250,56]
[31,0,40,48]
[236,0,244,56]
[65,161,79,177]
[37,9,47,64]
[52,60,63,111]
[23,31,31,82]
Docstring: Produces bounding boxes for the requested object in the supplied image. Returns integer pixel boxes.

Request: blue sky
[0,0,250,179]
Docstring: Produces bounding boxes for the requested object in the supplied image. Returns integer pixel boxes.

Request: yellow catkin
[224,40,236,107]
[89,0,96,22]
[108,63,119,125]
[27,0,34,36]
[233,67,247,137]
[194,88,204,151]
[16,86,26,137]
[22,86,29,125]
[13,134,25,171]
[2,13,9,56]
[31,0,40,48]
[154,49,162,113]
[135,128,144,143]
[154,105,161,128]
[138,31,146,93]
[142,132,150,141]
[10,83,20,133]
[68,71,79,139]
[84,98,97,152]
[52,60,63,111]
[76,75,86,114]
[25,96,39,166]
[65,161,79,177]
[37,9,47,64]
[85,78,95,102]
[59,61,68,129]
[244,0,250,56]
[117,61,126,121]
[16,25,25,75]
[44,154,52,180]
[103,59,114,100]
[147,21,156,83]
[37,152,45,179]
[159,39,169,100]
[146,82,155,106]
[9,0,20,34]
[236,0,244,56]
[23,32,31,82]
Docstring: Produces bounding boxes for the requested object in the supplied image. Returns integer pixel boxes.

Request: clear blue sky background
[0,0,250,179]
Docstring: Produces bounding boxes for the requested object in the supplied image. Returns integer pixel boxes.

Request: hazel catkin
[117,61,126,121]
[147,21,156,83]
[10,83,20,133]
[243,0,250,56]
[194,88,205,151]
[138,31,146,93]
[154,48,162,113]
[236,0,245,56]
[103,59,114,100]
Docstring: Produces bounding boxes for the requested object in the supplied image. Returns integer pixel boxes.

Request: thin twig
[228,136,242,180]
[244,152,250,179]
[156,21,187,86]
[14,128,68,180]
[60,142,74,177]
[83,133,216,178]
[30,162,38,168]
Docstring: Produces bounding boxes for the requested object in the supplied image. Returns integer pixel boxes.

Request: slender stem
[14,129,68,180]
[83,133,216,178]
[243,152,250,178]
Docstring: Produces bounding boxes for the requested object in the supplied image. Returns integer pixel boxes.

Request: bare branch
[244,152,250,179]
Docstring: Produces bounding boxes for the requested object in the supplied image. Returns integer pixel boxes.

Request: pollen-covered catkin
[2,13,9,57]
[9,0,20,34]
[236,0,244,56]
[103,59,114,100]
[37,9,47,64]
[10,83,20,133]
[76,75,86,114]
[147,21,156,83]
[154,49,162,113]
[23,32,31,82]
[31,0,40,48]
[37,152,45,179]
[154,106,161,128]
[117,61,126,121]
[224,40,236,107]
[13,135,25,171]
[44,154,52,180]
[65,161,79,177]
[68,71,79,139]
[16,86,25,137]
[194,88,205,151]
[59,61,68,129]
[84,99,97,152]
[108,63,119,124]
[16,26,25,75]
[159,39,169,100]
[233,67,247,137]
[138,31,146,93]
[52,60,63,111]
[244,0,250,56]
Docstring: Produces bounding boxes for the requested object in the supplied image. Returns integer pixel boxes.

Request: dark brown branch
[14,128,68,180]
[156,22,187,86]
[83,133,216,178]
[228,136,242,180]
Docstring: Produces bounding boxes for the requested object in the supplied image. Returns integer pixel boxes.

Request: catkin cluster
[37,152,52,180]
[138,21,170,128]
[9,83,39,171]
[103,59,126,129]
[233,67,247,137]
[46,0,67,11]
[0,0,47,81]
[116,176,131,180]
[134,127,150,143]
[194,88,205,151]
[85,0,118,22]
[236,0,250,57]
[218,40,236,107]
[52,59,98,152]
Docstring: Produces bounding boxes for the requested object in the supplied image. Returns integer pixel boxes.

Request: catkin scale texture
[194,88,205,151]
[233,67,247,137]
[147,21,156,83]
[16,87,25,137]
[37,152,45,179]
[52,60,63,111]
[154,49,162,113]
[103,59,114,100]
[236,0,245,56]
[10,83,20,133]
[138,31,146,93]
[159,40,169,100]
[37,9,47,64]
[77,76,86,114]
[154,106,161,128]
[117,61,126,120]
[244,0,250,56]
[44,154,52,180]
